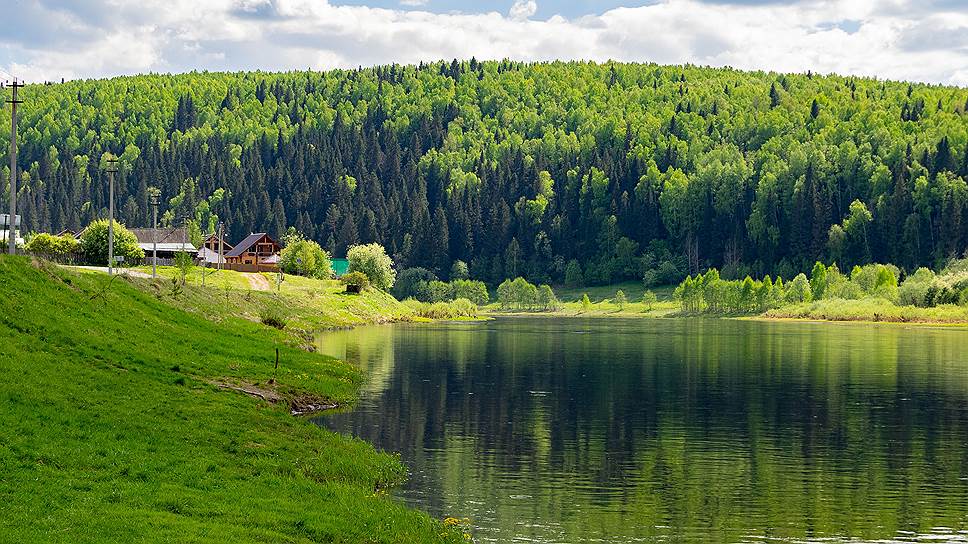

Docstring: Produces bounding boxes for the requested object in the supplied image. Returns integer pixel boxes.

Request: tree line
[2,60,967,286]
[675,260,968,315]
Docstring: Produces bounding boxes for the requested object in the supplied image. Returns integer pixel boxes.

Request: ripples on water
[315,318,968,543]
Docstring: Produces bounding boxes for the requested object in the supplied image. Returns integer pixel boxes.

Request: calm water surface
[314,317,968,543]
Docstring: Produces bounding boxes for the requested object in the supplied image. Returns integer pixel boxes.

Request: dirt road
[242,272,271,291]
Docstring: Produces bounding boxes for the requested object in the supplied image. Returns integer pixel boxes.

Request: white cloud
[400,0,429,6]
[0,0,966,86]
[509,0,538,21]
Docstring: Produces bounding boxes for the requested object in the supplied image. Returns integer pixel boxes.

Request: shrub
[614,289,627,310]
[24,233,80,256]
[79,219,144,265]
[279,234,333,279]
[174,251,194,285]
[899,268,935,306]
[259,305,288,329]
[426,280,451,302]
[873,267,899,303]
[347,243,395,291]
[642,290,658,310]
[581,293,591,312]
[340,271,370,290]
[402,298,479,319]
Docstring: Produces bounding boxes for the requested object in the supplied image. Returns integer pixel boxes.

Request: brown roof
[130,227,190,245]
[225,233,279,258]
[203,233,234,250]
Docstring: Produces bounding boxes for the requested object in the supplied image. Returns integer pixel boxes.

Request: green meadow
[0,257,464,543]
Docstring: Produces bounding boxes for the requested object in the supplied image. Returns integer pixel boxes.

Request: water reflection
[315,318,968,543]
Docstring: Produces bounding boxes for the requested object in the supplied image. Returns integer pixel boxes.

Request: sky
[1,0,967,86]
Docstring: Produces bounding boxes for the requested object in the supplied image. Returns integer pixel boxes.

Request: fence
[213,262,280,273]
[18,251,279,274]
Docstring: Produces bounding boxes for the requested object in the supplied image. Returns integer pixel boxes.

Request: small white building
[196,246,226,265]
[0,214,23,247]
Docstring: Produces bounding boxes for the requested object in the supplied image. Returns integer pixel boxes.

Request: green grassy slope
[121,265,416,332]
[0,257,462,543]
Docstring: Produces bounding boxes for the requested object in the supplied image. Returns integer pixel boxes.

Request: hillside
[0,257,463,543]
[2,61,967,284]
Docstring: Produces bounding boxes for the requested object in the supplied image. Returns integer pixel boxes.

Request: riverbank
[486,282,968,325]
[762,297,968,325]
[0,257,465,542]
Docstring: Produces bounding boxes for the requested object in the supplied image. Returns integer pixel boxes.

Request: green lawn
[0,257,464,543]
[125,266,415,332]
[131,265,255,290]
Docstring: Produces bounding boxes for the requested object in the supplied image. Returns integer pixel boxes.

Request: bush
[24,233,80,256]
[614,289,627,310]
[259,305,288,329]
[279,235,332,279]
[340,271,370,290]
[642,290,658,310]
[402,298,479,319]
[899,268,936,307]
[347,243,395,291]
[426,280,451,302]
[174,251,194,285]
[80,219,145,265]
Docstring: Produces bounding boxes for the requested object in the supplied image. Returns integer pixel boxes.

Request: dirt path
[243,272,271,291]
[68,265,154,279]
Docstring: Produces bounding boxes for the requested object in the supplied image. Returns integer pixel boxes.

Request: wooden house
[225,233,281,265]
[201,233,233,253]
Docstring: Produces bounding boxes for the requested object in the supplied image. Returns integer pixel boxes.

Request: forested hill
[2,60,967,284]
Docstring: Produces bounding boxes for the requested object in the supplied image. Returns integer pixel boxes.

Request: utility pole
[150,193,159,279]
[105,158,119,275]
[218,221,224,273]
[6,78,23,255]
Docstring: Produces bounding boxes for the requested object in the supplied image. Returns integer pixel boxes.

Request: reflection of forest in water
[316,318,968,543]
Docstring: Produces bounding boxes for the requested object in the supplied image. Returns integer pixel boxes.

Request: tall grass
[402,298,480,319]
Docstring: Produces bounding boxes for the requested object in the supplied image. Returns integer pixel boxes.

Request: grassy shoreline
[485,282,968,326]
[0,257,465,543]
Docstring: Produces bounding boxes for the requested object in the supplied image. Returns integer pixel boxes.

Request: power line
[0,68,19,82]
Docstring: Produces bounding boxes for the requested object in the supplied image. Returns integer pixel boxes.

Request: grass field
[0,257,465,543]
[124,265,416,333]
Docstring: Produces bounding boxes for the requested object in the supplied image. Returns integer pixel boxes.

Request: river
[315,317,968,543]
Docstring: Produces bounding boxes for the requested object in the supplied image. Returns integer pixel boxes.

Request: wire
[0,67,20,83]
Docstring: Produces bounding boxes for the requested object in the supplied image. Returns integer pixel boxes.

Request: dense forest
[2,60,967,284]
